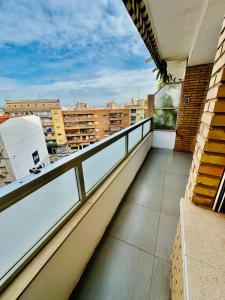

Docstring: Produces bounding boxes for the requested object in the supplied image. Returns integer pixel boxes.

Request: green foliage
[153,109,177,130]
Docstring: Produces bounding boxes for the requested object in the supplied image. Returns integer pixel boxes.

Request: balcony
[71,149,192,299]
[2,106,221,300]
[77,116,95,121]
[110,116,123,121]
[66,132,95,137]
[0,119,151,295]
[65,124,95,130]
[67,138,96,144]
[0,118,193,299]
[110,126,122,132]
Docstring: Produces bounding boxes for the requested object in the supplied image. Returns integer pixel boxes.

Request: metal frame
[0,117,152,292]
[213,170,225,212]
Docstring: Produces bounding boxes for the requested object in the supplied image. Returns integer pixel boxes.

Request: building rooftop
[5,99,60,104]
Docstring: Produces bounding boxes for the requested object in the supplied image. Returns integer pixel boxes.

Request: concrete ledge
[178,198,225,299]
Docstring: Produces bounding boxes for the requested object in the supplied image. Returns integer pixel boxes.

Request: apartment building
[124,98,147,125]
[5,99,67,152]
[62,106,130,149]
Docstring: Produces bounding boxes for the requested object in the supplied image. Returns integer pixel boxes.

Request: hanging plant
[153,60,182,88]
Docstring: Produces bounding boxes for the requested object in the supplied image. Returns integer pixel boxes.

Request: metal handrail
[0,118,152,213]
[0,117,152,292]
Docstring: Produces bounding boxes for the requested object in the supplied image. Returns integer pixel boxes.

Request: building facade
[4,99,131,151]
[5,99,67,152]
[62,107,130,149]
[124,98,147,125]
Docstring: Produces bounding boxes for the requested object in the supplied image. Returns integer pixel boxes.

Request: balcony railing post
[141,124,144,139]
[125,133,129,155]
[75,163,86,202]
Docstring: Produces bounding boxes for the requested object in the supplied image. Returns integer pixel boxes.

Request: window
[57,133,62,136]
[131,109,136,113]
[104,121,108,125]
[95,114,98,117]
[103,114,109,117]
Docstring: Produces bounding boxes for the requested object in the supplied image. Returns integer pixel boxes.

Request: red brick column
[174,64,213,152]
[147,94,154,118]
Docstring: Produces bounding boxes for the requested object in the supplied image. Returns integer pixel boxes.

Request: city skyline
[0,0,157,107]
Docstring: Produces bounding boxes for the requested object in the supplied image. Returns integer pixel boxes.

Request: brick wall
[174,64,213,152]
[185,16,225,208]
[147,94,154,117]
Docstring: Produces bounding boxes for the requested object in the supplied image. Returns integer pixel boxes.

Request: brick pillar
[147,94,154,117]
[174,64,213,152]
[186,16,225,208]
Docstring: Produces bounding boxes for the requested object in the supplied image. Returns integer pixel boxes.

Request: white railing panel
[0,168,79,279]
[83,137,126,192]
[128,126,142,151]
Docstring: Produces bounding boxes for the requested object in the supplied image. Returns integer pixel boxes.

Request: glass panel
[143,120,151,136]
[154,83,181,130]
[0,168,79,279]
[83,137,125,192]
[128,126,142,151]
[154,109,178,130]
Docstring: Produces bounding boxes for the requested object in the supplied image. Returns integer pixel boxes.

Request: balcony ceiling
[144,0,225,65]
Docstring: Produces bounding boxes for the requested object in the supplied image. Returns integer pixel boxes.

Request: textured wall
[185,16,225,208]
[170,224,184,300]
[174,64,213,152]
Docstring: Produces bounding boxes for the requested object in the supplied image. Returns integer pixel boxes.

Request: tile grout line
[109,233,155,256]
[147,152,169,299]
[126,201,161,214]
[148,255,155,300]
[148,151,169,299]
[152,152,168,253]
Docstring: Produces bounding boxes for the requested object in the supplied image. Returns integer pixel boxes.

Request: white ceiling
[144,0,225,65]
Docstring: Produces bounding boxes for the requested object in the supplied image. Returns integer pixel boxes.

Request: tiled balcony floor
[71,148,192,300]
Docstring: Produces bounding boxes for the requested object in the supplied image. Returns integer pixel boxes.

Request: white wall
[1,133,152,300]
[167,59,187,81]
[0,116,50,180]
[153,130,176,149]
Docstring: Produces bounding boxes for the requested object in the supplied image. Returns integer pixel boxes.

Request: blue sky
[0,0,156,106]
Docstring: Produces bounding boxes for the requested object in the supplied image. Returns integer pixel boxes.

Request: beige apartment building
[62,106,130,149]
[124,98,147,125]
[5,99,67,152]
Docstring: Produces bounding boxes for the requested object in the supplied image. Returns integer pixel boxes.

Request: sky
[0,0,157,107]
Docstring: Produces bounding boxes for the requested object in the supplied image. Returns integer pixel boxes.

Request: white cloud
[0,68,157,106]
[0,0,145,56]
[0,0,156,106]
